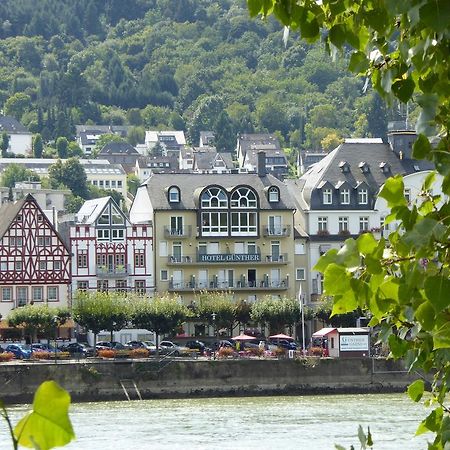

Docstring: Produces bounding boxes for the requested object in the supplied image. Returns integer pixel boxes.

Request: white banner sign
[339,334,369,352]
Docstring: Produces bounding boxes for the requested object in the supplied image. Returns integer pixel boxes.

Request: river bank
[0,357,421,404]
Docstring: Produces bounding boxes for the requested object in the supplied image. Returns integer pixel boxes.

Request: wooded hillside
[0,0,389,151]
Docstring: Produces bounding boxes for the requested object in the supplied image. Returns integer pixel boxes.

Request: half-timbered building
[0,194,71,318]
[69,197,153,295]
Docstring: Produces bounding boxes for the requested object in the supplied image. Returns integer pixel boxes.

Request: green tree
[92,133,125,157]
[187,96,224,145]
[195,291,236,336]
[64,194,85,213]
[127,174,141,197]
[33,133,43,158]
[48,158,88,198]
[56,137,69,159]
[251,297,300,335]
[127,126,145,147]
[1,164,39,188]
[131,295,188,353]
[4,93,31,121]
[1,132,10,157]
[214,111,235,152]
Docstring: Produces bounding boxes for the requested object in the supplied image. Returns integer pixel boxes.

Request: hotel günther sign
[198,253,261,263]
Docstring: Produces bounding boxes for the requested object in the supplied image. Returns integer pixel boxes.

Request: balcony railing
[167,253,288,265]
[168,277,289,291]
[262,225,291,237]
[96,264,130,277]
[164,226,192,239]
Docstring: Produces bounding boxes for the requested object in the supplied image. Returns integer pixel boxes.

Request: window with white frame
[296,268,306,280]
[39,261,47,271]
[230,187,257,208]
[112,229,125,240]
[135,280,145,294]
[32,287,43,302]
[77,250,88,268]
[323,188,332,204]
[97,229,110,241]
[15,261,22,271]
[159,241,168,257]
[117,181,123,188]
[134,250,145,268]
[47,287,58,302]
[318,217,328,232]
[338,216,349,232]
[1,287,12,302]
[77,281,88,291]
[230,211,257,235]
[380,217,389,231]
[359,216,369,232]
[340,189,350,204]
[160,270,168,281]
[201,187,227,208]
[358,188,368,204]
[54,260,61,271]
[17,287,27,306]
[268,186,280,202]
[168,186,180,203]
[201,211,228,235]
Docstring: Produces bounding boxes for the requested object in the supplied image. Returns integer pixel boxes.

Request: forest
[0,0,391,153]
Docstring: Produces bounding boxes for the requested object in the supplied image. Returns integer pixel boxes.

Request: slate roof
[238,133,281,156]
[299,138,435,206]
[137,155,178,169]
[0,116,30,134]
[99,142,139,155]
[0,198,26,239]
[75,197,128,225]
[143,172,295,211]
[194,152,234,170]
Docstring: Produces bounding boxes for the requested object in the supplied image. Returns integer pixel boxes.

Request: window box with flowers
[317,229,330,236]
[338,229,351,236]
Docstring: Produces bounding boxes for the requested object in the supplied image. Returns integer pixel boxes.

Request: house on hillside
[68,197,153,295]
[144,130,186,157]
[236,133,289,179]
[286,126,438,305]
[193,151,234,174]
[0,195,71,329]
[98,142,140,173]
[0,116,32,156]
[76,125,129,155]
[135,155,179,182]
[199,131,215,147]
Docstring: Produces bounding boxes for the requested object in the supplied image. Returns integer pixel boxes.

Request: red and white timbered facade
[0,194,71,317]
[70,197,153,295]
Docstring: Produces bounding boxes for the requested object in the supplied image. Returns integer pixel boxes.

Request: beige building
[130,157,296,308]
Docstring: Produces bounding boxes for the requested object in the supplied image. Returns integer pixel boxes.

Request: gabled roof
[238,133,282,157]
[299,138,435,205]
[75,196,129,225]
[145,130,186,145]
[99,142,139,155]
[0,116,30,134]
[194,151,234,170]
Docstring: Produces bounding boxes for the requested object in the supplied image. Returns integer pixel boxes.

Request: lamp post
[52,316,59,364]
[211,312,216,338]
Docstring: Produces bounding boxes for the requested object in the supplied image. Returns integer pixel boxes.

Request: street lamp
[52,316,59,364]
[211,312,216,337]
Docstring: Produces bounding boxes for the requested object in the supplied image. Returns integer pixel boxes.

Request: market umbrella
[232,334,257,341]
[269,333,294,340]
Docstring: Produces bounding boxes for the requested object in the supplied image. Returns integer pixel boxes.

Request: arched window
[200,187,228,236]
[268,186,280,203]
[231,187,257,208]
[201,187,227,208]
[230,187,258,236]
[168,186,180,203]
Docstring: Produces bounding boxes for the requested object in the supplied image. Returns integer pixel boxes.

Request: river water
[1,394,431,449]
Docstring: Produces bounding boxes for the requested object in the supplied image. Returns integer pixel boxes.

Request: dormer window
[323,189,332,205]
[358,189,368,204]
[168,186,180,203]
[340,189,350,204]
[359,162,370,173]
[379,162,390,174]
[268,186,280,203]
[339,161,350,173]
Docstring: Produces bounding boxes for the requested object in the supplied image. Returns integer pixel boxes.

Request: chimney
[257,151,266,177]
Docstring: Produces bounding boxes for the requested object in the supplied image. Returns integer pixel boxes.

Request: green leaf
[412,134,432,159]
[358,424,366,449]
[424,276,450,313]
[331,294,358,316]
[366,427,373,446]
[314,248,338,273]
[323,264,350,294]
[416,407,443,435]
[415,300,435,331]
[433,322,450,349]
[14,381,75,450]
[357,232,378,256]
[407,379,425,402]
[379,176,406,207]
[419,0,450,32]
[329,24,346,47]
[392,77,415,103]
[247,0,263,16]
[349,51,369,73]
[388,334,409,358]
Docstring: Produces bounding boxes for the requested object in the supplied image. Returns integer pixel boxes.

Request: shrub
[32,351,51,360]
[218,347,234,358]
[130,348,149,358]
[248,347,264,357]
[309,346,324,356]
[0,352,14,362]
[98,349,116,358]
[274,347,286,357]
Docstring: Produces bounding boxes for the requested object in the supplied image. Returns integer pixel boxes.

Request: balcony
[168,277,289,292]
[164,226,192,239]
[96,264,130,278]
[262,225,291,237]
[166,253,288,265]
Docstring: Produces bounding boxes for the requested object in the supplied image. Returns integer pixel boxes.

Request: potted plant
[317,229,330,236]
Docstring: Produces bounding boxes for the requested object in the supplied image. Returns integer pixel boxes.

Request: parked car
[159,340,189,356]
[127,341,157,354]
[96,341,130,351]
[184,340,210,355]
[32,343,61,353]
[268,339,298,350]
[5,344,32,359]
[212,340,235,351]
[60,342,94,357]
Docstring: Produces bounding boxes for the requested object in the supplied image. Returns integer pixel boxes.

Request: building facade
[0,194,71,318]
[130,164,296,311]
[0,116,33,156]
[69,197,153,295]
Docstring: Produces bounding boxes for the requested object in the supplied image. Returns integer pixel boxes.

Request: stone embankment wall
[0,358,420,404]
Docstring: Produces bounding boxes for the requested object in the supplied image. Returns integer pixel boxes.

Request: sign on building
[339,334,369,352]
